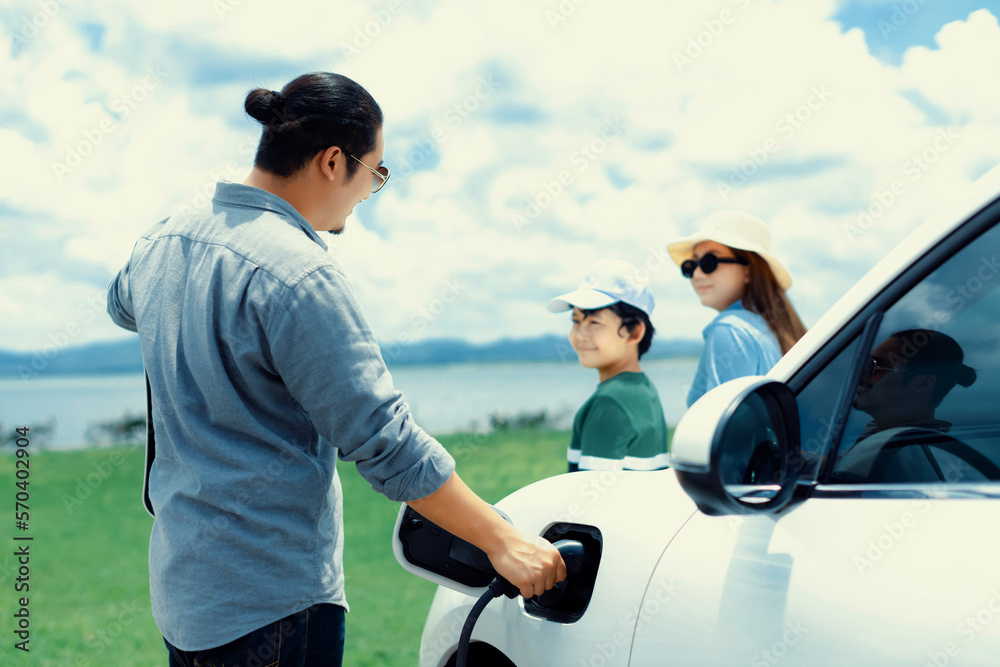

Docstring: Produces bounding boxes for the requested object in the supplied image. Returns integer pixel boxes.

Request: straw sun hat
[666,210,793,291]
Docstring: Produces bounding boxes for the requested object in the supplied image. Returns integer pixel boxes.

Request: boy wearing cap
[549,258,670,473]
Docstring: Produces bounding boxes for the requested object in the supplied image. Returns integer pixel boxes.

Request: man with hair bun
[108,72,564,666]
[830,329,980,484]
[853,329,976,436]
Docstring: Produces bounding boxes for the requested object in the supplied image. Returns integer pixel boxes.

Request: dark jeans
[164,604,345,667]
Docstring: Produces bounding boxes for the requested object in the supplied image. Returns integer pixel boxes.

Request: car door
[630,202,1000,665]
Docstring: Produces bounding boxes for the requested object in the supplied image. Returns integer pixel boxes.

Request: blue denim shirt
[686,301,782,407]
[107,182,455,650]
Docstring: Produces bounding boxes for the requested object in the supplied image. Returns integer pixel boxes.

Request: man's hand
[407,472,566,598]
[485,528,566,598]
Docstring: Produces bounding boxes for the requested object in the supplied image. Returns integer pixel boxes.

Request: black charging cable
[455,576,518,667]
[454,539,584,667]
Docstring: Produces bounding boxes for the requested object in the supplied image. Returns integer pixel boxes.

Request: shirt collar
[212,181,328,251]
[703,300,747,337]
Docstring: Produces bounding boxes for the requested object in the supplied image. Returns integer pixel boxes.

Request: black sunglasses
[681,253,748,278]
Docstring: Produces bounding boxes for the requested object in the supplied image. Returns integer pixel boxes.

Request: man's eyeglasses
[681,253,748,279]
[345,151,390,194]
[865,358,915,381]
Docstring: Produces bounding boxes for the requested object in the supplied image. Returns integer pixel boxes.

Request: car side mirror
[669,377,800,516]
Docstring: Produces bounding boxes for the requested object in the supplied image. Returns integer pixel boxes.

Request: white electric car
[395,165,1000,666]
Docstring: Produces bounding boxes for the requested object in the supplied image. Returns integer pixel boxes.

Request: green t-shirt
[568,371,669,472]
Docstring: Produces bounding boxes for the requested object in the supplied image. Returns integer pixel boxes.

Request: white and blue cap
[548,258,655,316]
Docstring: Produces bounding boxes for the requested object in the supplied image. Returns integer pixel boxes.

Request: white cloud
[0,273,120,350]
[2,0,1000,354]
[900,9,1000,122]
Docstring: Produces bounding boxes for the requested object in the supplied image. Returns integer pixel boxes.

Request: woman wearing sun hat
[668,209,807,407]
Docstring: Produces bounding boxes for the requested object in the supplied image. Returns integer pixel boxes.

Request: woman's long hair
[731,248,807,354]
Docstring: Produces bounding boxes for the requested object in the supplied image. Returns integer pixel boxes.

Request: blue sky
[1,0,999,354]
[834,0,994,63]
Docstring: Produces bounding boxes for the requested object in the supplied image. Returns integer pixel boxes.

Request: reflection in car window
[793,337,863,481]
[830,222,1000,484]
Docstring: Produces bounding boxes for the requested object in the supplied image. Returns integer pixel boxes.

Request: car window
[828,221,1000,484]
[791,336,864,481]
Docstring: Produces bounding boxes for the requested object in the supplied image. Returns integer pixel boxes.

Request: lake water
[0,358,699,450]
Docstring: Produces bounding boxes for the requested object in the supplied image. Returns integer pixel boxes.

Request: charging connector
[454,540,584,667]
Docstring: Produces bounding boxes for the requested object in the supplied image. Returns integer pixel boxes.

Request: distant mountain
[383,334,702,366]
[1,339,145,380]
[0,335,702,378]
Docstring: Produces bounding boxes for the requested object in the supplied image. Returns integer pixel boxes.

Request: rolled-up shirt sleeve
[107,260,137,332]
[268,265,455,503]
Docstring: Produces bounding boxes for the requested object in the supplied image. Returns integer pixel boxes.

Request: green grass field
[0,429,570,666]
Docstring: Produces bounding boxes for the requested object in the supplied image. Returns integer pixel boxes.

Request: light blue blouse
[686,301,782,407]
